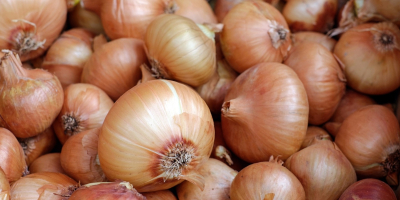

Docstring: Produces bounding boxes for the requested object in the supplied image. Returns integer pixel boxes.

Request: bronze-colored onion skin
[230,158,306,200]
[177,158,237,200]
[284,43,346,125]
[60,128,106,184]
[68,3,105,35]
[221,62,309,163]
[292,31,337,51]
[0,168,10,200]
[0,128,27,183]
[81,38,146,101]
[283,0,337,33]
[214,0,245,22]
[301,126,332,150]
[335,105,400,179]
[220,0,292,73]
[19,127,56,166]
[339,179,397,200]
[29,153,66,175]
[10,172,77,200]
[334,22,400,95]
[42,28,94,88]
[69,181,146,200]
[143,190,177,200]
[285,140,357,200]
[0,52,64,139]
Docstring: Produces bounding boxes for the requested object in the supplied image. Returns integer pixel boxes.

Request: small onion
[339,179,397,200]
[230,156,306,200]
[301,126,332,150]
[0,168,10,200]
[177,158,237,200]
[291,31,337,51]
[29,153,66,175]
[98,80,214,192]
[142,190,177,200]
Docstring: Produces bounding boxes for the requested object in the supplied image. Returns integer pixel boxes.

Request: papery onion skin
[354,0,400,27]
[177,158,237,200]
[301,126,332,150]
[81,38,146,101]
[335,105,400,180]
[334,22,400,95]
[143,190,177,200]
[0,0,67,61]
[19,127,56,166]
[285,139,356,200]
[284,42,346,125]
[291,31,337,52]
[68,3,105,35]
[220,0,291,73]
[145,14,216,87]
[0,168,10,200]
[230,157,306,200]
[10,172,77,200]
[98,80,214,192]
[29,153,66,175]
[339,179,397,200]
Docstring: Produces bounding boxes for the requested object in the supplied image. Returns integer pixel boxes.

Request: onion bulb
[334,22,400,95]
[29,153,66,175]
[144,14,216,87]
[68,3,105,35]
[291,31,337,51]
[284,42,346,125]
[285,139,357,200]
[0,0,67,61]
[143,190,177,200]
[301,126,332,150]
[230,156,306,200]
[42,28,94,88]
[335,105,400,185]
[98,80,214,192]
[339,179,397,200]
[221,62,309,163]
[220,0,291,73]
[10,172,77,200]
[177,158,237,200]
[0,50,64,138]
[53,83,114,144]
[0,168,10,200]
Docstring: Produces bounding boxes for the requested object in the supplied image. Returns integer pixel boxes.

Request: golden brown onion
[0,168,10,200]
[29,153,66,175]
[301,126,332,150]
[68,3,105,35]
[291,31,337,51]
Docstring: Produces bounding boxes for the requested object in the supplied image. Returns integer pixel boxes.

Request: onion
[68,3,105,35]
[98,80,214,192]
[291,31,337,51]
[81,37,146,101]
[0,168,10,200]
[10,172,77,200]
[339,179,397,200]
[301,126,332,150]
[60,128,106,184]
[143,190,177,200]
[282,0,337,33]
[53,83,113,144]
[68,181,146,200]
[285,139,357,200]
[284,42,346,125]
[334,22,400,95]
[220,0,291,73]
[29,153,66,175]
[144,14,216,87]
[230,156,305,200]
[335,105,400,185]
[177,158,237,200]
[221,62,309,163]
[42,28,94,88]
[0,51,64,138]
[0,0,67,61]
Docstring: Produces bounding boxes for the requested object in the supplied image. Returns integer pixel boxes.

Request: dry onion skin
[177,158,237,200]
[230,156,306,200]
[0,0,67,62]
[42,28,94,88]
[221,62,309,163]
[220,0,291,73]
[142,190,177,200]
[291,31,337,52]
[0,51,64,139]
[81,37,146,101]
[98,80,215,192]
[339,179,397,200]
[145,14,216,87]
[53,83,114,144]
[29,153,66,175]
[301,126,332,150]
[335,105,400,185]
[68,3,105,35]
[285,139,357,200]
[284,42,346,125]
[334,22,400,95]
[10,172,77,200]
[0,168,10,200]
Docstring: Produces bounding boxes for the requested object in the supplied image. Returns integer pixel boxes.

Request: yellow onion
[220,0,291,73]
[143,190,177,200]
[285,139,357,200]
[177,158,237,200]
[230,156,306,200]
[29,153,66,175]
[42,28,94,88]
[0,168,10,200]
[339,179,397,200]
[0,0,67,61]
[68,3,105,35]
[145,14,216,87]
[0,51,64,138]
[98,80,214,192]
[291,31,337,51]
[301,126,332,150]
[53,83,114,144]
[221,62,309,163]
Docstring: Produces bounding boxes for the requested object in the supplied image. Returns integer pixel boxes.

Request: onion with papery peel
[291,31,337,52]
[0,168,10,200]
[301,126,332,150]
[29,153,66,175]
[143,190,177,200]
[339,179,397,200]
[68,3,105,35]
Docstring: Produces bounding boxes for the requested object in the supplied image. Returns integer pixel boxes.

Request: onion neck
[372,22,400,53]
[164,0,178,14]
[149,58,170,79]
[0,51,27,86]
